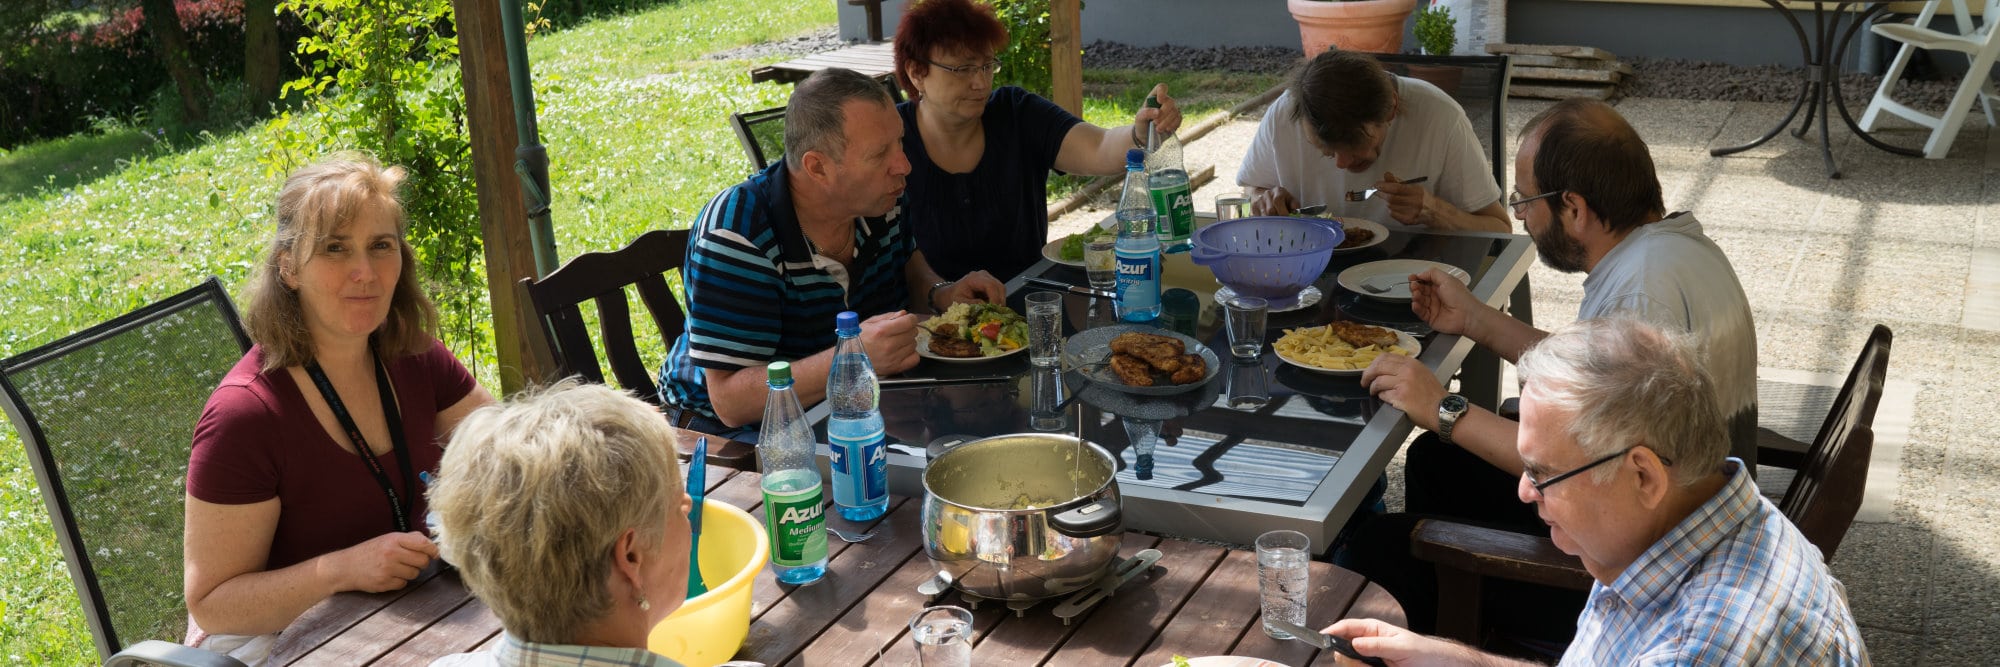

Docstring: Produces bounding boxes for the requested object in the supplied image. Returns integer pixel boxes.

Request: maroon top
[187,339,476,570]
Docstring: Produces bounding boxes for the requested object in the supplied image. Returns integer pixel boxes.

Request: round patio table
[1709,0,1924,178]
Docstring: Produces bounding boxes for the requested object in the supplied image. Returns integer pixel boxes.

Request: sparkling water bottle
[827,311,888,522]
[1145,95,1194,253]
[757,361,828,585]
[1115,149,1162,323]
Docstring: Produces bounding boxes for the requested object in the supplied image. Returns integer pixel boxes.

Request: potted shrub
[1288,0,1419,59]
[1414,2,1456,55]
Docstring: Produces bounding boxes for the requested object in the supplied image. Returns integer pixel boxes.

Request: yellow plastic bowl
[648,499,768,667]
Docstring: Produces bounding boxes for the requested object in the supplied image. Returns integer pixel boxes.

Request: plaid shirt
[1561,459,1869,666]
[429,633,686,667]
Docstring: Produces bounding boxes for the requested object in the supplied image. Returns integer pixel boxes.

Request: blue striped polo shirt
[658,160,915,420]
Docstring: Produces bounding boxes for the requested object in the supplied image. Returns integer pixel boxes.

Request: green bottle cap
[767,361,792,384]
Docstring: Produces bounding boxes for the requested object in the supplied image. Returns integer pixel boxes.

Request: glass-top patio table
[808,217,1535,554]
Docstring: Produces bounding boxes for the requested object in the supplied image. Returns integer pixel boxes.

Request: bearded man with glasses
[1339,99,1759,642]
[1323,317,1865,666]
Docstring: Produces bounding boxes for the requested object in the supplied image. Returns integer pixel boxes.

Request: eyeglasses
[921,58,1002,78]
[1507,188,1565,212]
[1525,446,1673,494]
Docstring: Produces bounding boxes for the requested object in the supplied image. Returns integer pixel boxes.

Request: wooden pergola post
[451,0,556,394]
[1049,0,1081,115]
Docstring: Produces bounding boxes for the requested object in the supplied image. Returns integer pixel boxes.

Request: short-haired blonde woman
[429,381,693,666]
[182,153,495,660]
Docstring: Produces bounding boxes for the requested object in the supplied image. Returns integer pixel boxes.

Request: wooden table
[269,466,1404,666]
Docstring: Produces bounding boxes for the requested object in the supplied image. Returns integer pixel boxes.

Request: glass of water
[1029,366,1067,431]
[909,605,974,667]
[1083,234,1117,290]
[1215,193,1251,221]
[1026,291,1063,367]
[1223,295,1269,359]
[1256,530,1311,640]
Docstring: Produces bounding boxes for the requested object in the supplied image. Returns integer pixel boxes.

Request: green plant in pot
[1414,2,1456,56]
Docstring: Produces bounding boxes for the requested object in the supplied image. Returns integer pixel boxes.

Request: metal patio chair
[0,277,251,667]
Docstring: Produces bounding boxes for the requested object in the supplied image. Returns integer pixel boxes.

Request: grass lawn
[0,0,1276,659]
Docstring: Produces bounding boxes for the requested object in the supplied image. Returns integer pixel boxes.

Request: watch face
[1440,395,1467,413]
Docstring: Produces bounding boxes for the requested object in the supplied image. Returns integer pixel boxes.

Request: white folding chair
[1858,0,2000,158]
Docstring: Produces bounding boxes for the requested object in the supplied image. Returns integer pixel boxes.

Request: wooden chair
[1410,324,1892,648]
[730,106,788,174]
[0,277,251,667]
[518,229,691,403]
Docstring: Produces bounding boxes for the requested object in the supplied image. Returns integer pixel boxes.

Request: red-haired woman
[893,0,1182,283]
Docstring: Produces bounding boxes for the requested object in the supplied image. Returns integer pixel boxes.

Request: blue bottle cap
[836,311,859,334]
[1126,148,1145,166]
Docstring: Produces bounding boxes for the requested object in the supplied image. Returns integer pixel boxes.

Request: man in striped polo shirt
[1325,318,1866,666]
[659,68,1005,434]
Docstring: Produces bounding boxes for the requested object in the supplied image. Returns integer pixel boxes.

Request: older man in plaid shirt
[1324,317,1866,666]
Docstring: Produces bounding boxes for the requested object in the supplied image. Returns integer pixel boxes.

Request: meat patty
[1111,332,1186,370]
[1168,354,1206,384]
[1109,353,1155,386]
[927,334,982,358]
[1326,321,1399,349]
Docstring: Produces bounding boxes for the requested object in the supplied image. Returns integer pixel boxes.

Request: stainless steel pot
[921,433,1122,600]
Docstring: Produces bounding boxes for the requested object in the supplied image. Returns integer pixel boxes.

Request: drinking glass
[1256,530,1311,640]
[1029,366,1067,431]
[1084,235,1118,290]
[1226,358,1270,410]
[1215,193,1251,221]
[1223,296,1269,359]
[908,605,974,667]
[1026,291,1063,367]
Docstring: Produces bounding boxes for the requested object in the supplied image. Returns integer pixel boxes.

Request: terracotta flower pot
[1288,0,1419,59]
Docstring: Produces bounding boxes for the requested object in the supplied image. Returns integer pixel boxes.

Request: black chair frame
[519,229,691,403]
[0,276,249,665]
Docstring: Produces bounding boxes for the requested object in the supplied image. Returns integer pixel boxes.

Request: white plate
[1336,259,1471,302]
[1041,237,1085,267]
[1158,657,1293,667]
[1274,327,1422,375]
[916,329,1027,363]
[1327,217,1390,254]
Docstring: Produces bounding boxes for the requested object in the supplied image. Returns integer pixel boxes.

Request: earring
[639,596,651,612]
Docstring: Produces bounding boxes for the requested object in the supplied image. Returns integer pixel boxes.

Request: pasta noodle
[1274,325,1411,370]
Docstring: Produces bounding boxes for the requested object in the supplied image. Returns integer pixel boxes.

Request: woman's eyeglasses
[921,58,1003,78]
[1507,189,1565,212]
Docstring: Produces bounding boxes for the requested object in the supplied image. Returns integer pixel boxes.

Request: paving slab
[1832,522,1934,633]
[1782,236,1970,326]
[1859,626,1926,667]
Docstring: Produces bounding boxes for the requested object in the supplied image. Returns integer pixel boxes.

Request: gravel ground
[710,34,1970,113]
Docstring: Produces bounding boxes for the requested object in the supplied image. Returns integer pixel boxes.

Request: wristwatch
[1437,394,1469,444]
[927,280,954,312]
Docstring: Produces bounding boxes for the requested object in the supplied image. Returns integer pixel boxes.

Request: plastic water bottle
[1115,148,1162,323]
[1144,95,1194,253]
[826,311,888,522]
[757,361,828,585]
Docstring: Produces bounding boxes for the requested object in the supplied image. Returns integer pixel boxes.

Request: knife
[1264,618,1387,666]
[1024,277,1116,300]
[881,374,1016,387]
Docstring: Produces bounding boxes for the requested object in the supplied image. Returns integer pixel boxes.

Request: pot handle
[1188,242,1222,266]
[1048,500,1121,538]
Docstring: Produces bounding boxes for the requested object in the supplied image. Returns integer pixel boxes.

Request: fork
[1359,276,1409,294]
[1345,176,1428,202]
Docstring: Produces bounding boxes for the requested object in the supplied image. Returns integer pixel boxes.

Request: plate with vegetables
[1041,229,1111,268]
[917,303,1030,362]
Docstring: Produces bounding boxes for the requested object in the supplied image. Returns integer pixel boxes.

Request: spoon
[685,437,709,598]
[828,526,877,543]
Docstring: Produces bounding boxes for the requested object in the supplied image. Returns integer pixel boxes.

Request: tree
[138,0,211,122]
[244,0,281,109]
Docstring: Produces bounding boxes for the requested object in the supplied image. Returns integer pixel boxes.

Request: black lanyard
[303,353,417,533]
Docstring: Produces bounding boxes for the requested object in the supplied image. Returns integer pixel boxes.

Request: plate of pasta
[1272,321,1421,375]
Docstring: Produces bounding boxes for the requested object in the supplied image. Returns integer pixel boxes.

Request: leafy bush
[989,0,1073,97]
[0,0,297,149]
[268,0,490,364]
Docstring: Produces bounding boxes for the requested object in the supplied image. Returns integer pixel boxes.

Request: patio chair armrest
[104,640,249,667]
[1410,519,1595,591]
